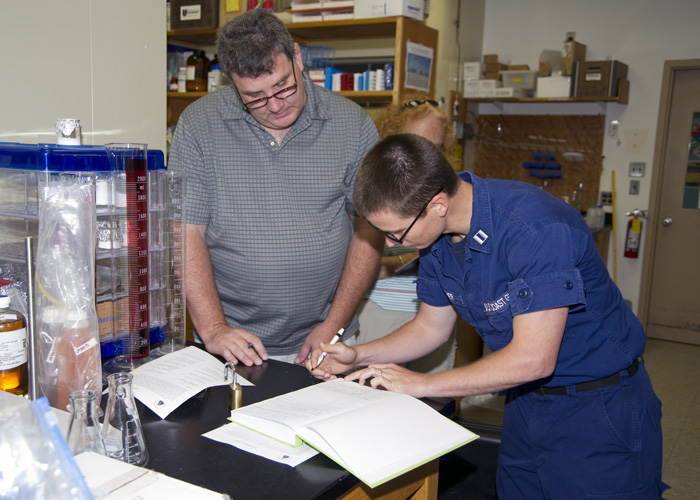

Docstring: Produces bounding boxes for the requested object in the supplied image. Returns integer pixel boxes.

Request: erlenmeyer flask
[101,372,149,466]
[66,390,107,456]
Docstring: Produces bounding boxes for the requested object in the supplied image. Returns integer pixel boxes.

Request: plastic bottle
[0,295,28,396]
[207,64,222,92]
[177,67,187,93]
[595,205,606,231]
[586,204,597,229]
[185,50,209,92]
[55,309,101,412]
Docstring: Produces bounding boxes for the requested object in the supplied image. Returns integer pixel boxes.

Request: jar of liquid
[0,294,28,396]
[185,50,209,92]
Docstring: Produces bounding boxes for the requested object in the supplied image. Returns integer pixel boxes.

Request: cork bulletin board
[473,114,606,211]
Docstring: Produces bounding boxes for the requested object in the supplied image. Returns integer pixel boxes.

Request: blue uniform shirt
[416,171,645,387]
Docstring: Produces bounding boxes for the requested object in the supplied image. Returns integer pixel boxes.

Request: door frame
[638,59,700,333]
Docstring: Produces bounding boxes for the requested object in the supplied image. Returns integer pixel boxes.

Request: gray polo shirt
[168,73,379,354]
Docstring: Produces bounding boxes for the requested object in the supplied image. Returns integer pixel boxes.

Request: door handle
[662,218,672,226]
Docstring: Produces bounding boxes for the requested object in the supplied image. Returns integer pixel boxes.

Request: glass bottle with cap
[0,294,28,396]
[185,50,209,92]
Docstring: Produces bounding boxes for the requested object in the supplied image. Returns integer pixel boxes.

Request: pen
[315,328,345,369]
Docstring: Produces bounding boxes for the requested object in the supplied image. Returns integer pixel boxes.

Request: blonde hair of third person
[374,97,455,161]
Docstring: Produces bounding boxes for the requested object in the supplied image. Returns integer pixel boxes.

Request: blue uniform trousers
[497,362,669,499]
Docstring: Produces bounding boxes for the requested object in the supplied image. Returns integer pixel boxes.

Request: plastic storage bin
[0,143,167,361]
[499,70,538,91]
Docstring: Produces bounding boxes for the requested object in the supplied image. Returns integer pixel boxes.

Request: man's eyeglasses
[383,187,444,244]
[237,67,298,111]
[404,99,439,109]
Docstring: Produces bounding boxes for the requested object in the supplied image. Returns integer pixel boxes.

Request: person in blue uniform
[308,134,668,499]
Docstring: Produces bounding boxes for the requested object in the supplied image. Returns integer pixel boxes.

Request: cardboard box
[483,54,499,63]
[463,62,484,81]
[170,0,219,30]
[561,40,586,76]
[573,60,628,97]
[353,0,424,20]
[500,70,537,91]
[536,76,572,98]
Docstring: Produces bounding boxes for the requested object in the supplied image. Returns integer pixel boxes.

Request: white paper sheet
[74,451,228,499]
[130,346,253,419]
[203,422,319,467]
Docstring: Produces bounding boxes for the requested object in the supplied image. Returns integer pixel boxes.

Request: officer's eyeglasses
[382,187,444,244]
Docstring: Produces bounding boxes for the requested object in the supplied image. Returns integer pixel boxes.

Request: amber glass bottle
[0,294,28,396]
[185,50,210,92]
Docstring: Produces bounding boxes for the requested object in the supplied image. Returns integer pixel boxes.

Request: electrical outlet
[600,191,613,206]
[629,162,646,177]
[629,180,640,195]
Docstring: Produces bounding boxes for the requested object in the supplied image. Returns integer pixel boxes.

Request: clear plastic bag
[34,173,101,411]
[0,396,92,500]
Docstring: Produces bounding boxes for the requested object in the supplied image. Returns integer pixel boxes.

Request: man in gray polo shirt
[168,10,383,366]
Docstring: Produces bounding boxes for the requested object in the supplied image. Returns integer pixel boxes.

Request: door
[640,60,700,344]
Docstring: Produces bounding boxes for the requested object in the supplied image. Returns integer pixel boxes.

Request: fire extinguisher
[624,209,646,258]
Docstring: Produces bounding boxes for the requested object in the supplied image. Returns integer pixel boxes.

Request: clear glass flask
[101,372,149,466]
[66,390,107,456]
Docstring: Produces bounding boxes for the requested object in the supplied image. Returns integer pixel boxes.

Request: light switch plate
[629,180,640,195]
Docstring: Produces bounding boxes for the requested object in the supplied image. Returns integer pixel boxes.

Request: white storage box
[463,62,484,81]
[464,80,480,98]
[354,0,423,20]
[494,87,530,98]
[537,76,572,98]
[500,70,538,91]
[479,79,502,92]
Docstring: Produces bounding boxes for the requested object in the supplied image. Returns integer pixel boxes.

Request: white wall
[0,0,166,153]
[426,0,485,104]
[478,0,700,311]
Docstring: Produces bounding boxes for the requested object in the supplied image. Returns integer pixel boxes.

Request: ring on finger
[379,369,383,377]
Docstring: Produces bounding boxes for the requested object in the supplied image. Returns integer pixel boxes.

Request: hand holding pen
[315,328,345,368]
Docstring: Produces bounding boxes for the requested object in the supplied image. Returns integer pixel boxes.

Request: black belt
[536,359,640,396]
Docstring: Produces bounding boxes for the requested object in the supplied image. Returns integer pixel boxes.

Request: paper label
[74,337,98,356]
[0,327,27,369]
[180,5,202,21]
[585,73,602,81]
[0,313,17,321]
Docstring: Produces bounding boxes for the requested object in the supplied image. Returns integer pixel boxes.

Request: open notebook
[229,378,478,488]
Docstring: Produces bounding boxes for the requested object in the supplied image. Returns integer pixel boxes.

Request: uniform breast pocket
[484,306,513,332]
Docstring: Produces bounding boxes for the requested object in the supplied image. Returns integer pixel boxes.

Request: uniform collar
[458,170,494,254]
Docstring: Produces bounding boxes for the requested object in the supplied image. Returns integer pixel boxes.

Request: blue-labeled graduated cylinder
[0,143,167,367]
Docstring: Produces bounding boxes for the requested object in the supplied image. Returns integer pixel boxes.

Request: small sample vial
[56,118,83,145]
